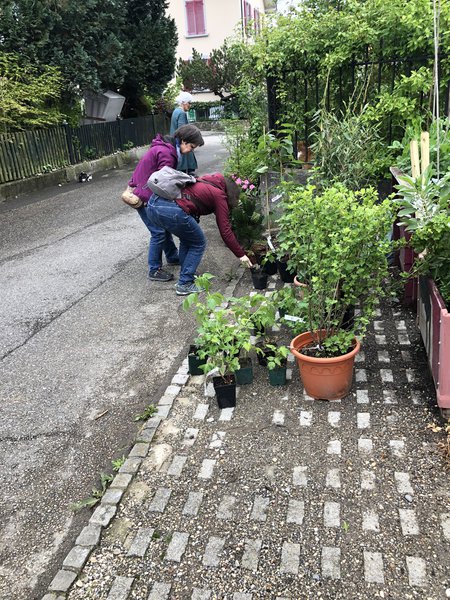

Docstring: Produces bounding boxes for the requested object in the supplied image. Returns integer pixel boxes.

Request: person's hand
[239,255,253,268]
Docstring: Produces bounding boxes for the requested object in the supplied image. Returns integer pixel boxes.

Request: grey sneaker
[149,269,174,282]
[175,282,205,296]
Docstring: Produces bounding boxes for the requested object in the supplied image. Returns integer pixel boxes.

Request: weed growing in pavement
[70,472,113,511]
[134,404,157,421]
[112,455,126,471]
[342,521,350,533]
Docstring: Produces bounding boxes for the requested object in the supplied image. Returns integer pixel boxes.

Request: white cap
[176,91,193,104]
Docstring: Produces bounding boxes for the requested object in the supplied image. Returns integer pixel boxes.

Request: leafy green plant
[230,187,265,251]
[276,183,394,356]
[244,293,277,339]
[265,344,290,371]
[395,167,450,231]
[395,166,450,303]
[70,472,113,512]
[134,404,157,422]
[183,275,254,380]
[112,455,126,471]
[272,287,308,331]
[310,107,389,190]
[390,118,450,176]
[83,146,97,160]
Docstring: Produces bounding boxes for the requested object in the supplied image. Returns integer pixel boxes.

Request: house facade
[167,0,276,103]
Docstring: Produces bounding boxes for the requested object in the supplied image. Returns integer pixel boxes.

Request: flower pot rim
[293,276,308,288]
[290,330,360,364]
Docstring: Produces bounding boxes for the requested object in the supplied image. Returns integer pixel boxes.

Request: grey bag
[147,166,197,200]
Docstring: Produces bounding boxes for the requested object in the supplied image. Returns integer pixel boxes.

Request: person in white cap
[170,91,197,174]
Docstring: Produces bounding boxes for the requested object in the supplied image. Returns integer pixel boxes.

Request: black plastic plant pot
[262,260,278,276]
[250,267,268,290]
[235,357,253,385]
[268,365,287,386]
[213,375,237,409]
[277,260,295,283]
[188,345,206,376]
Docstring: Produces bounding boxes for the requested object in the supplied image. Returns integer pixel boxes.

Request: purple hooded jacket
[128,134,178,203]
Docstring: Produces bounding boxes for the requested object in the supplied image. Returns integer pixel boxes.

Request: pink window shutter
[254,8,259,32]
[194,0,205,34]
[186,2,196,35]
[243,1,248,27]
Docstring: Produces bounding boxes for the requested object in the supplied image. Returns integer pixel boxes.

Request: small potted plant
[184,276,254,407]
[266,344,290,386]
[247,293,277,340]
[250,264,269,290]
[276,183,394,400]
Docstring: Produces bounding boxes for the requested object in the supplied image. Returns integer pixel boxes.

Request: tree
[0,0,177,117]
[0,0,125,105]
[119,0,178,116]
[177,40,246,103]
[0,52,63,132]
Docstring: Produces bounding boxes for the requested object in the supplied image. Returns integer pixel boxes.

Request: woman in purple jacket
[127,125,204,281]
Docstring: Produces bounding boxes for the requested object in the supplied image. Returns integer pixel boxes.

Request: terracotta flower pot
[293,276,308,299]
[290,331,360,400]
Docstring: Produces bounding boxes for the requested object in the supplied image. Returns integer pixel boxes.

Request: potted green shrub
[184,276,254,407]
[277,183,394,400]
[266,344,290,386]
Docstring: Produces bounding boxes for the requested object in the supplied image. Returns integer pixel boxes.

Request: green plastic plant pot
[188,345,205,376]
[268,366,287,386]
[235,358,253,385]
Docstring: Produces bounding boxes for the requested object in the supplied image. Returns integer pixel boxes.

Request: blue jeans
[146,195,206,285]
[136,205,179,271]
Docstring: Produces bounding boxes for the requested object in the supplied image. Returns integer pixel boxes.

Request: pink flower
[249,184,255,190]
[242,184,248,190]
[235,177,242,185]
[244,179,250,185]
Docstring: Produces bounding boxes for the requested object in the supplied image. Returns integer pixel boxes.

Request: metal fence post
[116,117,123,150]
[63,122,76,165]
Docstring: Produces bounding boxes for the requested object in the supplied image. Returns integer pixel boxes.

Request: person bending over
[146,173,253,296]
[126,124,204,282]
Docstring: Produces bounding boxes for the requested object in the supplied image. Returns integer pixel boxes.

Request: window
[243,1,252,28]
[254,8,260,33]
[185,0,206,36]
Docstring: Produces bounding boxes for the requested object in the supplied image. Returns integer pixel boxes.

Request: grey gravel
[49,275,450,599]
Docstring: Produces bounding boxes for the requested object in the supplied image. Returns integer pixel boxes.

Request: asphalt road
[0,132,239,599]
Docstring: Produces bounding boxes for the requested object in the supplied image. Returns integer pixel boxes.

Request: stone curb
[41,272,245,598]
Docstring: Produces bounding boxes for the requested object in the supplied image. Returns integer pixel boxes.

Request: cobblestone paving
[45,277,450,600]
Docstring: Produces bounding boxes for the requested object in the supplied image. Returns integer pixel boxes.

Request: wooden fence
[0,114,169,185]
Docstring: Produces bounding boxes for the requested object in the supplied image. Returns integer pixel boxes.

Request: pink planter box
[417,277,450,412]
[393,222,417,306]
